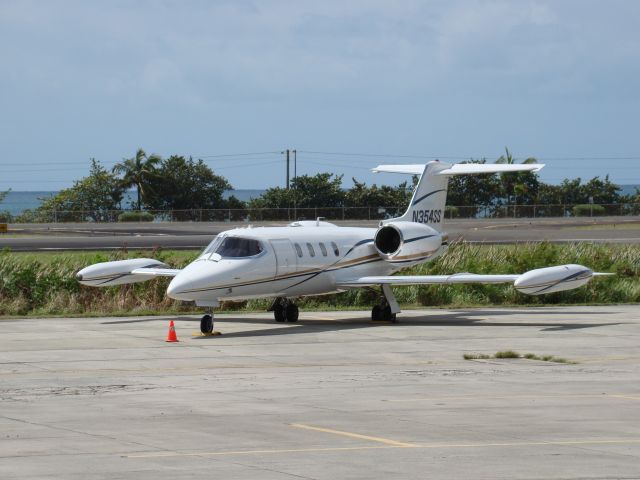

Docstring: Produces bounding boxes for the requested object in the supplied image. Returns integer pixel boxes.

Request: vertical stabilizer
[374,160,545,232]
[382,160,451,231]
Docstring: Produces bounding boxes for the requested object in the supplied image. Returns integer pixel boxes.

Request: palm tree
[496,147,537,165]
[495,147,539,214]
[112,149,161,210]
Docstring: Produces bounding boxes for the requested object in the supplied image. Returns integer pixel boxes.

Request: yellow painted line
[290,423,419,447]
[125,438,640,459]
[608,394,640,401]
[578,356,640,363]
[384,393,640,403]
[425,439,640,449]
[126,445,397,458]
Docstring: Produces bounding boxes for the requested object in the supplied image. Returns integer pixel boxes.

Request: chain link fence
[7,203,640,223]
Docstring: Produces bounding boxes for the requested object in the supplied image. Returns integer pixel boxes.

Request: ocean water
[0,189,266,215]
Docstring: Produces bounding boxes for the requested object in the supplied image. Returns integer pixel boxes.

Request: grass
[464,350,575,364]
[0,241,638,316]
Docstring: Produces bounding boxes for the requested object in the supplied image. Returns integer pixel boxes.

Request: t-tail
[373,160,545,232]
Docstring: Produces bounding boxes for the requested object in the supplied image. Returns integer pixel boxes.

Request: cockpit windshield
[203,236,224,255]
[211,236,263,258]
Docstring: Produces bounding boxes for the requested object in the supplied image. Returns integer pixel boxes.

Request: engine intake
[375,225,402,255]
[374,221,443,263]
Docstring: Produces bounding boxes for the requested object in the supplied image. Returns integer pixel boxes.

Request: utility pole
[292,149,297,220]
[284,149,290,189]
[292,149,297,184]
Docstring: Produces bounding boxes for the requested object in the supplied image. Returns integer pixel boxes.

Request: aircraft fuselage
[166,223,445,305]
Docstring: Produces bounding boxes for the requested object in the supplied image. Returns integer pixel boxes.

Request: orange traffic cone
[166,320,179,342]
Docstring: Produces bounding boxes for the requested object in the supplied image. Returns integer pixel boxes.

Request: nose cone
[166,261,222,301]
[167,273,193,301]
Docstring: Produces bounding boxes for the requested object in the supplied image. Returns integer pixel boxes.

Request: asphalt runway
[2,216,640,251]
[2,306,640,479]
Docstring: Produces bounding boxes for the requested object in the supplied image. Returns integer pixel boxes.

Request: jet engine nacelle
[374,221,442,261]
[76,258,168,287]
[515,264,594,295]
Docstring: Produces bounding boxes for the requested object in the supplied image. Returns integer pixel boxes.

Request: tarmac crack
[0,414,165,455]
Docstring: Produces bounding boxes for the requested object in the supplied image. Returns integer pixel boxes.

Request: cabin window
[294,243,303,258]
[306,242,316,257]
[331,241,340,256]
[215,236,263,258]
[319,242,328,257]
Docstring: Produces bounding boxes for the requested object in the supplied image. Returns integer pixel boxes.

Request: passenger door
[270,239,297,277]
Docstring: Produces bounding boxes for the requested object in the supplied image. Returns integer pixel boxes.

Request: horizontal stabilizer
[372,164,425,175]
[372,163,544,176]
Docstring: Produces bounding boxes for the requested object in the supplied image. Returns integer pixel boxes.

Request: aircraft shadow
[185,309,624,339]
[101,308,619,326]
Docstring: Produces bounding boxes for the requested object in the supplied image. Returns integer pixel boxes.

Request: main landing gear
[270,297,299,323]
[371,303,396,322]
[371,284,401,323]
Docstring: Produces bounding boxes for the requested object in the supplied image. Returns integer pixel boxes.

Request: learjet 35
[77,161,609,334]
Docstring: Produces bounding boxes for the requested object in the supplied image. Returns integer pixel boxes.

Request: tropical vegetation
[0,242,637,316]
[2,146,637,223]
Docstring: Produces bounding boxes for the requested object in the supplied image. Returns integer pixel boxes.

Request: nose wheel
[200,313,214,334]
[271,298,299,322]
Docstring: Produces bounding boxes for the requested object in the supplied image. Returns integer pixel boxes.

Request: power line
[297,150,640,162]
[1,150,639,168]
[194,151,281,158]
[0,155,285,171]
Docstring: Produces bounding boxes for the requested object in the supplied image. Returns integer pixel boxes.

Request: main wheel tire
[274,305,286,322]
[371,305,383,321]
[285,304,299,322]
[382,305,397,323]
[200,314,214,334]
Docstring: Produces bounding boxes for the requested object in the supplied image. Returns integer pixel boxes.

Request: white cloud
[1,0,639,190]
[1,0,638,102]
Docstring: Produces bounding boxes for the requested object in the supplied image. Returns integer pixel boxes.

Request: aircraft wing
[130,267,181,277]
[77,258,181,287]
[337,264,608,296]
[372,163,544,175]
[337,273,520,287]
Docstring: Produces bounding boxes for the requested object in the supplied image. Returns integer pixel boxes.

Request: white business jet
[77,161,607,334]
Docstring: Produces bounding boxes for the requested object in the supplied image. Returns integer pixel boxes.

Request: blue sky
[1,0,639,191]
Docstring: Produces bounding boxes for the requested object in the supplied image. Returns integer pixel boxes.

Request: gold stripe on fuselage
[179,252,382,294]
[178,248,437,295]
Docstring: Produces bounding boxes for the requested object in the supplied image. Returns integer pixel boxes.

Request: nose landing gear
[270,297,299,323]
[200,311,214,334]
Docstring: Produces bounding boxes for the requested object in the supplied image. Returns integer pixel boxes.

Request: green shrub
[494,350,520,358]
[444,205,459,219]
[0,210,12,223]
[572,204,605,217]
[118,211,155,222]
